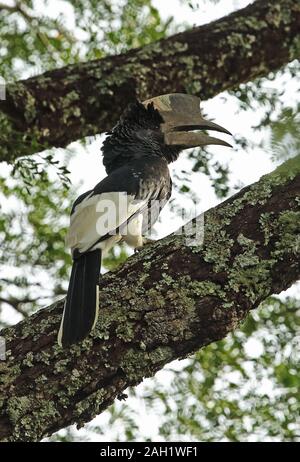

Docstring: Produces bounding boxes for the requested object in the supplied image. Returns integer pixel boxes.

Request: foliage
[190,148,230,199]
[267,104,300,162]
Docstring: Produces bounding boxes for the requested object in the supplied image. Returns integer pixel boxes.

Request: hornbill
[58,93,232,347]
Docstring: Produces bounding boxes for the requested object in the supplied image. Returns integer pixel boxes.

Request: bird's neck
[102,133,180,173]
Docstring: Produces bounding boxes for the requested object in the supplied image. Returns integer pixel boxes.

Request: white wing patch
[65,192,147,255]
[122,213,144,248]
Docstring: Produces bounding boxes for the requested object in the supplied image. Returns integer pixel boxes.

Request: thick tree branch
[0,156,299,441]
[0,0,299,162]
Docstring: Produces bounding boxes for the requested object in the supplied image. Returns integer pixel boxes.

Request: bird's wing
[66,191,147,254]
[66,161,171,255]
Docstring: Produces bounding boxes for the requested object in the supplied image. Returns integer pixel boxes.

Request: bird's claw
[134,237,155,253]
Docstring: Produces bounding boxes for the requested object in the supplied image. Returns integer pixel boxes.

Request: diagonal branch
[0,0,299,162]
[0,155,299,441]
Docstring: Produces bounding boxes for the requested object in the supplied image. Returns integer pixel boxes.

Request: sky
[1,0,299,441]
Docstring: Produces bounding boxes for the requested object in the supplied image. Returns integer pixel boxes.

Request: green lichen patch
[119,346,173,383]
[202,214,234,272]
[6,395,59,441]
[274,210,300,257]
[187,280,227,299]
[259,212,276,245]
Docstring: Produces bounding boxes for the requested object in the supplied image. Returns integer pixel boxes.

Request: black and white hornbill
[58,93,232,347]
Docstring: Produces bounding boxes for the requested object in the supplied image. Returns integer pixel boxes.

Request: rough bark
[1,0,300,162]
[0,156,299,442]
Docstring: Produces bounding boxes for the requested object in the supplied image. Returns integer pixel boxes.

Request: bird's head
[102,93,232,172]
[143,93,232,153]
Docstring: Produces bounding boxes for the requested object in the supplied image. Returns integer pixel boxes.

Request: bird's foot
[134,237,155,253]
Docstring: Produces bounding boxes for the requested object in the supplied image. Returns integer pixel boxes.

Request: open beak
[143,93,232,148]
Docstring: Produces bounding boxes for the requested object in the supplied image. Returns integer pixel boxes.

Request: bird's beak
[143,93,232,148]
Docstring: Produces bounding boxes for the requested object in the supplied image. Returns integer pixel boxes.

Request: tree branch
[0,0,299,162]
[0,156,299,441]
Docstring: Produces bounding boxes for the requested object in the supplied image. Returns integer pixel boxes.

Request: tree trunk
[0,156,299,441]
[0,0,299,162]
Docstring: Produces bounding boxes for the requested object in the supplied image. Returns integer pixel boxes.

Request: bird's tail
[58,249,102,348]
